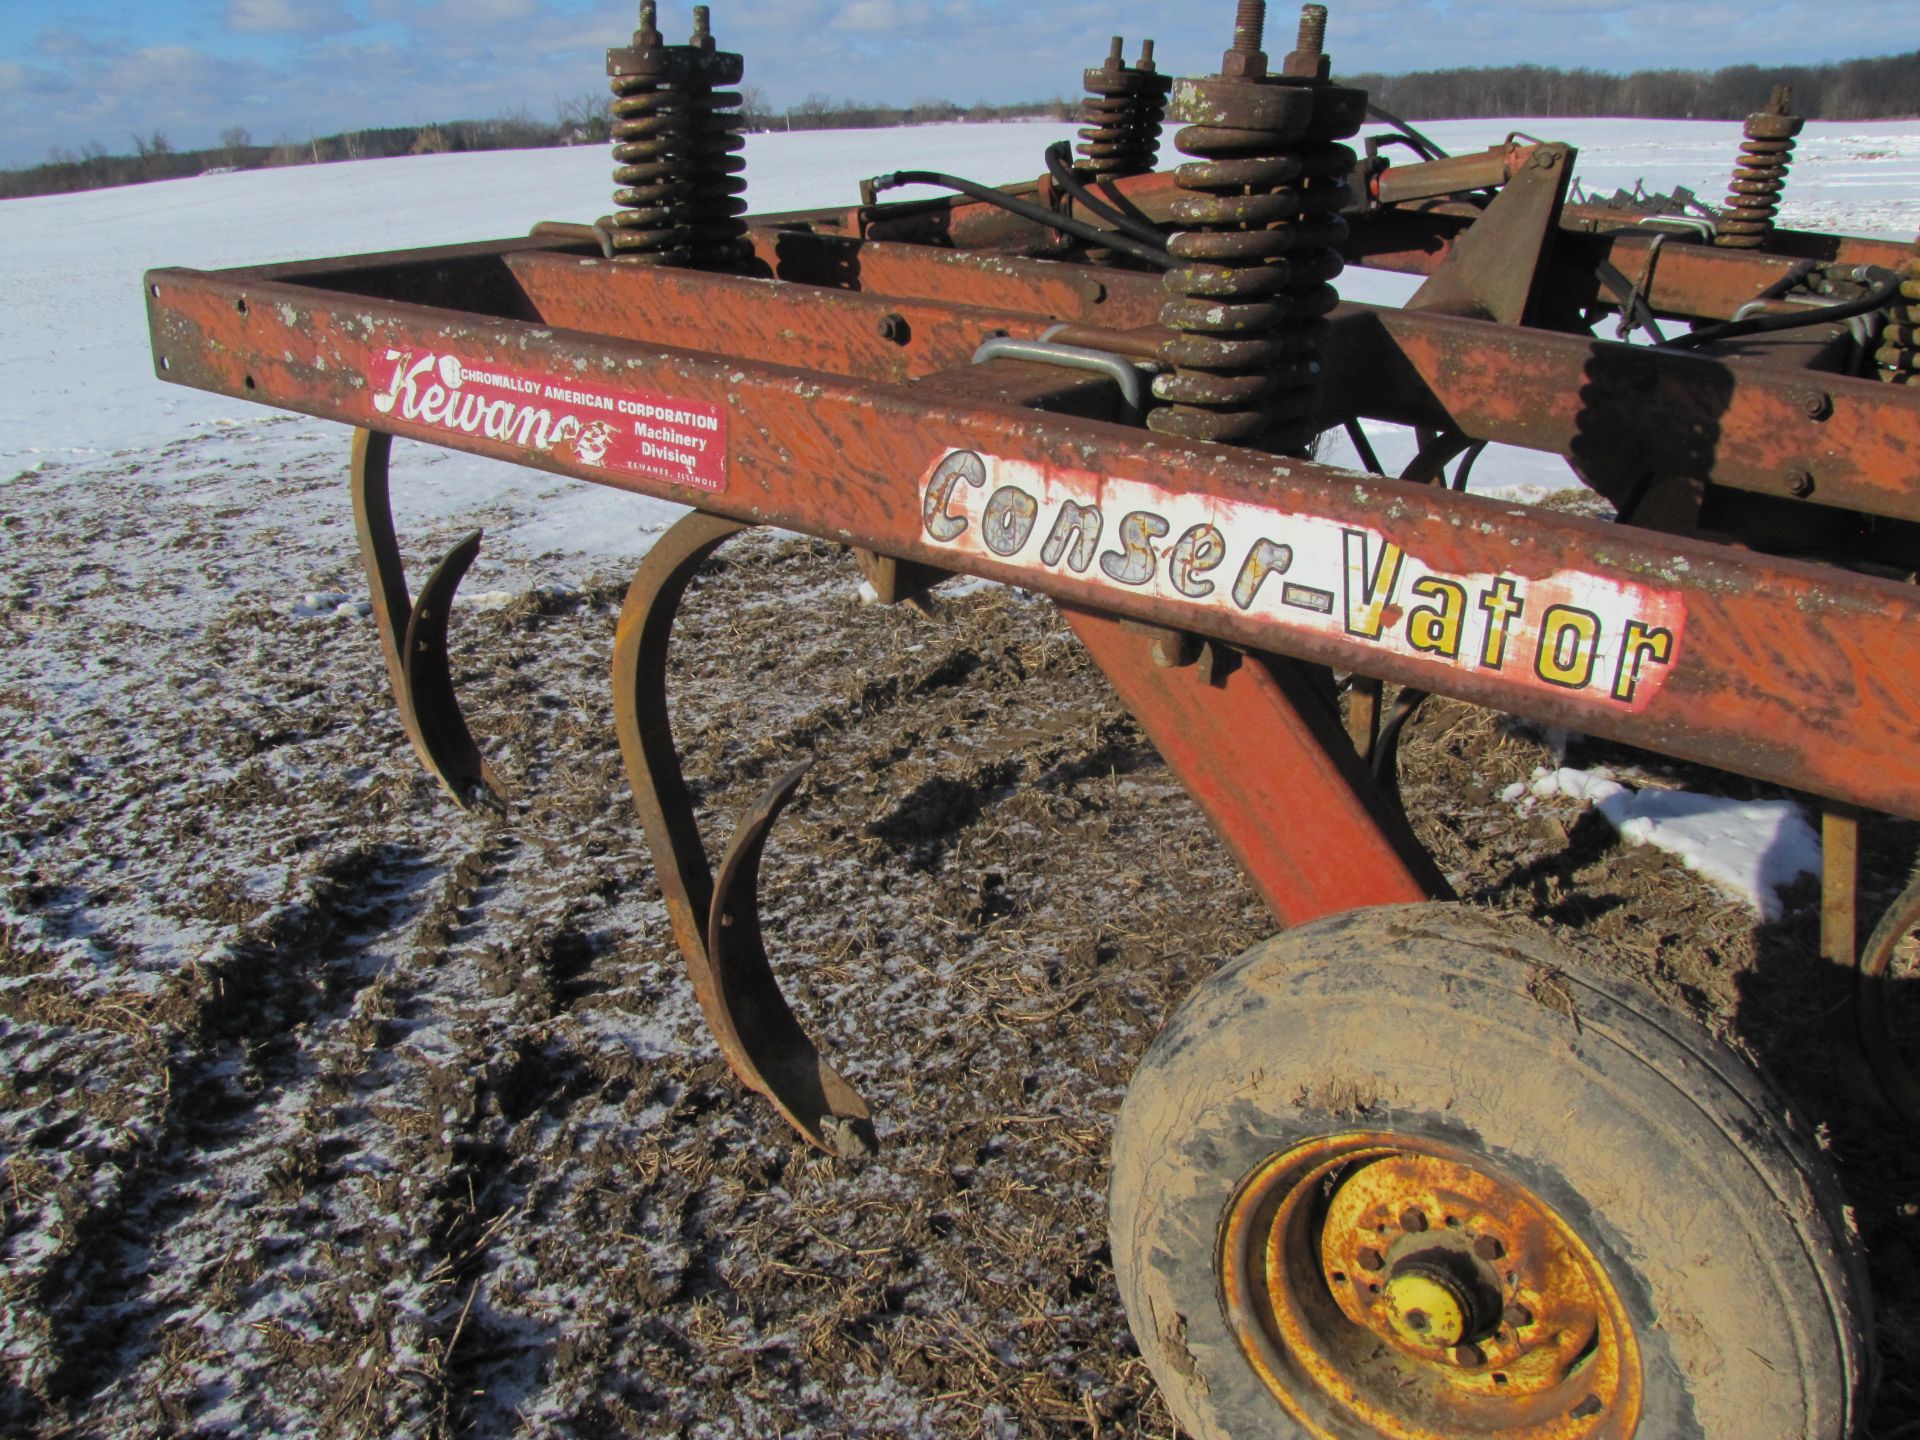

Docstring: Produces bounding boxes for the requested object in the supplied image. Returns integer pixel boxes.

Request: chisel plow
[146,3,1920,1435]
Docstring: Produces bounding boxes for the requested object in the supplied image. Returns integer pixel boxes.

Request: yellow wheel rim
[1219,1133,1643,1439]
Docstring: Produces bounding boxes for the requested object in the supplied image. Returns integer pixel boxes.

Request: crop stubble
[1,437,1916,1437]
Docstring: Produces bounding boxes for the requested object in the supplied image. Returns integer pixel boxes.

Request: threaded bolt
[1279,3,1328,77]
[1138,38,1157,69]
[1295,4,1327,58]
[1233,0,1267,53]
[637,0,661,45]
[1767,83,1792,116]
[692,4,713,47]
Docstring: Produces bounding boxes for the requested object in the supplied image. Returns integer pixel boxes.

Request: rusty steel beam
[1064,609,1447,925]
[504,250,1062,382]
[146,262,1920,822]
[757,161,1910,325]
[744,225,1116,315]
[1320,304,1920,523]
[739,235,1920,524]
[495,237,1920,524]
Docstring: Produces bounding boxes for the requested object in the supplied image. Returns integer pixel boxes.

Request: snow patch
[291,590,371,619]
[1508,765,1820,919]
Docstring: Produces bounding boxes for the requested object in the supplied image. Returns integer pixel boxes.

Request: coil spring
[1148,3,1360,453]
[1717,85,1803,250]
[1077,38,1171,178]
[1151,126,1356,450]
[607,72,695,265]
[1878,237,1920,385]
[602,4,748,268]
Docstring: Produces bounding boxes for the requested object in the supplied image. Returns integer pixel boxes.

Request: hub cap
[1219,1134,1642,1438]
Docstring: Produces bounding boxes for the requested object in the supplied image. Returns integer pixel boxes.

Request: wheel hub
[1219,1135,1642,1439]
[1382,1250,1498,1350]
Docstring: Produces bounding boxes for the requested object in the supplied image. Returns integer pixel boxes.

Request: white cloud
[367,0,539,29]
[5,0,1919,171]
[226,0,359,36]
[833,1,905,31]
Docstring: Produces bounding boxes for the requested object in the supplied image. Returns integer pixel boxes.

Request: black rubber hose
[1042,142,1174,251]
[1664,267,1902,351]
[1366,102,1449,161]
[867,168,1177,271]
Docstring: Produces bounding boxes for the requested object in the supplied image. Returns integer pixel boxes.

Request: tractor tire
[1110,903,1870,1440]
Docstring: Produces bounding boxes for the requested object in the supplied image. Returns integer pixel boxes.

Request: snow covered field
[7,115,1914,899]
[2,118,1919,1436]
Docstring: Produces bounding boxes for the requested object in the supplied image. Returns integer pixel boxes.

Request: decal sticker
[369,350,727,492]
[919,449,1686,711]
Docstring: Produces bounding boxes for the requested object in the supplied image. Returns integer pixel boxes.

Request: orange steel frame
[143,181,1920,929]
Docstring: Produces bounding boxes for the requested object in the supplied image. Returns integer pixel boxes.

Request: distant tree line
[0,93,1072,202]
[5,46,1914,203]
[744,90,1074,133]
[1342,50,1920,124]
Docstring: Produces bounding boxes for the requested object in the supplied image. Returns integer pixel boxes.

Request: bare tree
[220,126,251,168]
[737,85,773,131]
[556,91,612,143]
[131,130,173,178]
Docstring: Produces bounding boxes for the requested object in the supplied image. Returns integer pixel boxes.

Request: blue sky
[0,0,1913,169]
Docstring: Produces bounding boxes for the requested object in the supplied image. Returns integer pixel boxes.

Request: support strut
[349,428,504,810]
[611,510,876,1159]
[1063,605,1447,926]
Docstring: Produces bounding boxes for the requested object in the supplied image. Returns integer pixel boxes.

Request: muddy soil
[2,446,1917,1437]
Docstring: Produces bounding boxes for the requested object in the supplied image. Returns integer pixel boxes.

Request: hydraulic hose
[866,168,1177,271]
[1664,266,1902,351]
[1042,142,1175,251]
[1366,102,1449,161]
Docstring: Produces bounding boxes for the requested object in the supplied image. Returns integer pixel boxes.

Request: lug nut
[1399,1207,1429,1233]
[1473,1235,1505,1261]
[1504,1301,1534,1328]
[1787,468,1816,498]
[1454,1341,1486,1367]
[1571,1394,1604,1419]
[1357,1247,1386,1272]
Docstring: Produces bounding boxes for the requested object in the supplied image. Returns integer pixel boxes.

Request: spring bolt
[1715,84,1803,250]
[600,2,750,269]
[1150,2,1364,453]
[1077,34,1173,177]
[1876,233,1920,385]
[1284,4,1328,77]
[1233,0,1267,54]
